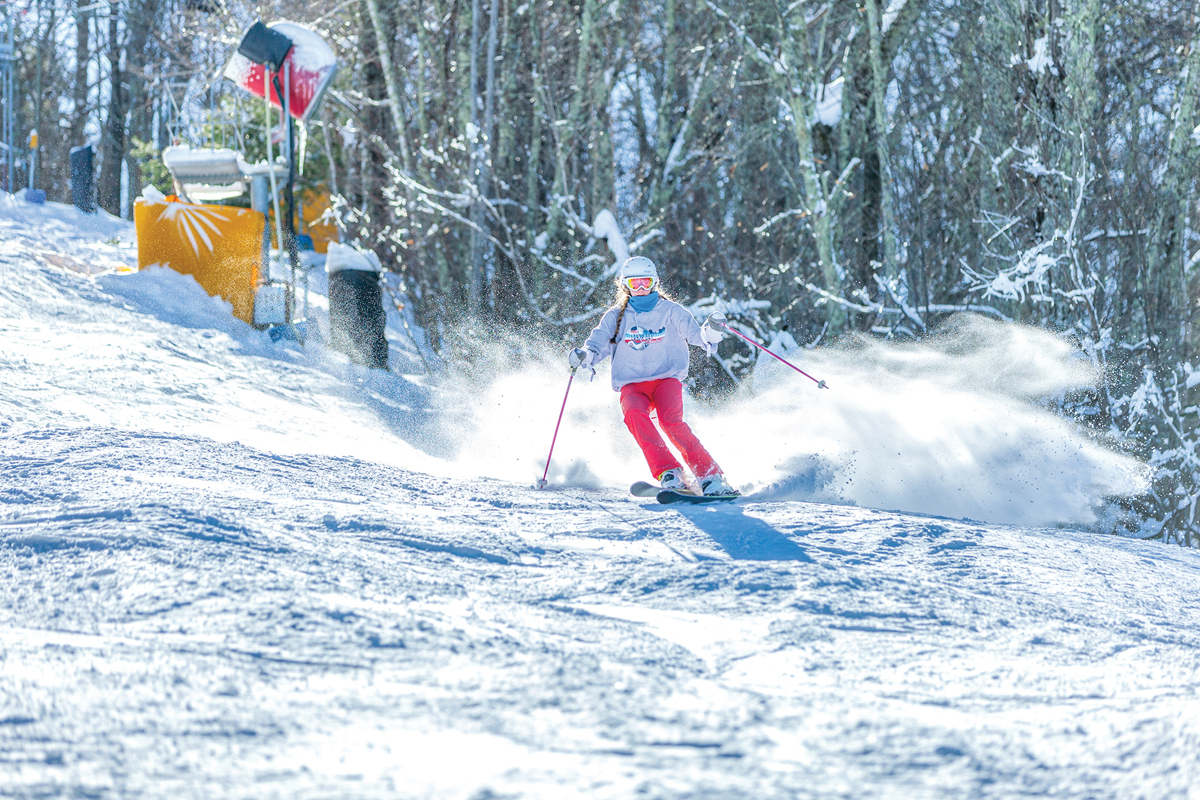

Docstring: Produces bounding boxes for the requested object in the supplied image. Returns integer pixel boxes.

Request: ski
[630,481,661,498]
[656,489,740,505]
[631,481,741,504]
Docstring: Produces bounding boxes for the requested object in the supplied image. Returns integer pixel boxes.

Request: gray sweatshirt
[582,296,706,391]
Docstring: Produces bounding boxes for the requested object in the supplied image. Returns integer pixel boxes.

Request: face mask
[628,291,659,312]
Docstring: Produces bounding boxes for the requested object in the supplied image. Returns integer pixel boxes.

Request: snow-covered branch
[805,283,1010,322]
[662,49,712,186]
[705,0,776,71]
[962,238,1063,303]
[753,208,809,236]
[628,228,665,254]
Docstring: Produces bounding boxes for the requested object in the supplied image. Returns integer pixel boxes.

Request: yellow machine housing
[135,199,265,324]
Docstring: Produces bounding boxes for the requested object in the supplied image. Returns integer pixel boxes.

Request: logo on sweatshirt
[623,325,666,351]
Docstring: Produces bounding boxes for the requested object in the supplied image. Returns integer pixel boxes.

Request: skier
[569,256,737,497]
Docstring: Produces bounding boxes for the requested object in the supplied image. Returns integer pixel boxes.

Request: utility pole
[1,3,14,194]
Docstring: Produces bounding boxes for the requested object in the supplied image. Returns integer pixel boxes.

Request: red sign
[224,22,338,123]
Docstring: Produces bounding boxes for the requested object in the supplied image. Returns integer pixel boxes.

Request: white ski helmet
[618,256,658,282]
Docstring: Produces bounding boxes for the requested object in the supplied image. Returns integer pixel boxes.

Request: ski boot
[659,468,688,492]
[700,473,738,497]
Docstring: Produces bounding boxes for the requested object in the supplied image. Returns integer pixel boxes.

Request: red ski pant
[619,378,720,480]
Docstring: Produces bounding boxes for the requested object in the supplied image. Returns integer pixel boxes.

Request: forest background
[2,0,1198,544]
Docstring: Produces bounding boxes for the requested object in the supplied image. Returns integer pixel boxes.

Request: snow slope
[3,199,1200,799]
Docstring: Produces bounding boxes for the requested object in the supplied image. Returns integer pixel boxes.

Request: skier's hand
[700,319,724,356]
[568,348,594,369]
[700,313,726,358]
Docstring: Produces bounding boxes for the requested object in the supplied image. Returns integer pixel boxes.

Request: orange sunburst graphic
[155,202,233,257]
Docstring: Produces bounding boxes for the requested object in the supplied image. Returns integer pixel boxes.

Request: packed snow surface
[2,198,1199,798]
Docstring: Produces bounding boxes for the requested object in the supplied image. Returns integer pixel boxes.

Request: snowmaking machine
[135,19,338,334]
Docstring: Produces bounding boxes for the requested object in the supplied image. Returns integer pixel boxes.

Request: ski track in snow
[2,200,1200,798]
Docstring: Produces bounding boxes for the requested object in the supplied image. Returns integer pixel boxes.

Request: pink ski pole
[709,312,829,389]
[537,367,577,489]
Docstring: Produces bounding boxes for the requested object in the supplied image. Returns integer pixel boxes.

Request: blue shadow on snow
[670,505,814,562]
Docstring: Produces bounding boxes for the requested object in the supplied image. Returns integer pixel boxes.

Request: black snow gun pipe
[707,312,829,390]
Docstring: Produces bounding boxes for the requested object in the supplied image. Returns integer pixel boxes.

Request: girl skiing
[569,256,736,496]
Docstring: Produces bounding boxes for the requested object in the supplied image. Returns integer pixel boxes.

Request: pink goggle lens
[625,276,655,291]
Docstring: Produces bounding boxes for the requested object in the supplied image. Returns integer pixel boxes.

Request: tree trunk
[1146,0,1200,362]
[650,0,676,214]
[479,0,500,309]
[845,0,924,297]
[364,0,414,175]
[360,13,391,238]
[779,6,844,330]
[410,0,434,159]
[590,51,615,222]
[467,0,484,312]
[95,0,158,215]
[71,2,89,148]
[864,0,898,279]
[97,1,127,215]
[526,1,546,298]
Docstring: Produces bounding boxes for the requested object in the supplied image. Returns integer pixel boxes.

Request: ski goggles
[623,276,657,292]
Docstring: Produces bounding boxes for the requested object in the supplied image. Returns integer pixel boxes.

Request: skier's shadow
[671,505,813,562]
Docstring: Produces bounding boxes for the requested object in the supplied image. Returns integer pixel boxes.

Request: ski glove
[700,316,724,357]
[568,348,595,369]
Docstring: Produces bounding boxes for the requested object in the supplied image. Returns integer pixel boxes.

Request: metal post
[250,174,271,281]
[1,5,14,195]
[27,128,35,191]
[70,145,95,213]
[283,63,301,326]
[209,80,214,149]
[263,68,284,282]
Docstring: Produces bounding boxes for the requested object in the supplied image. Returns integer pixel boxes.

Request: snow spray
[453,315,1147,527]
